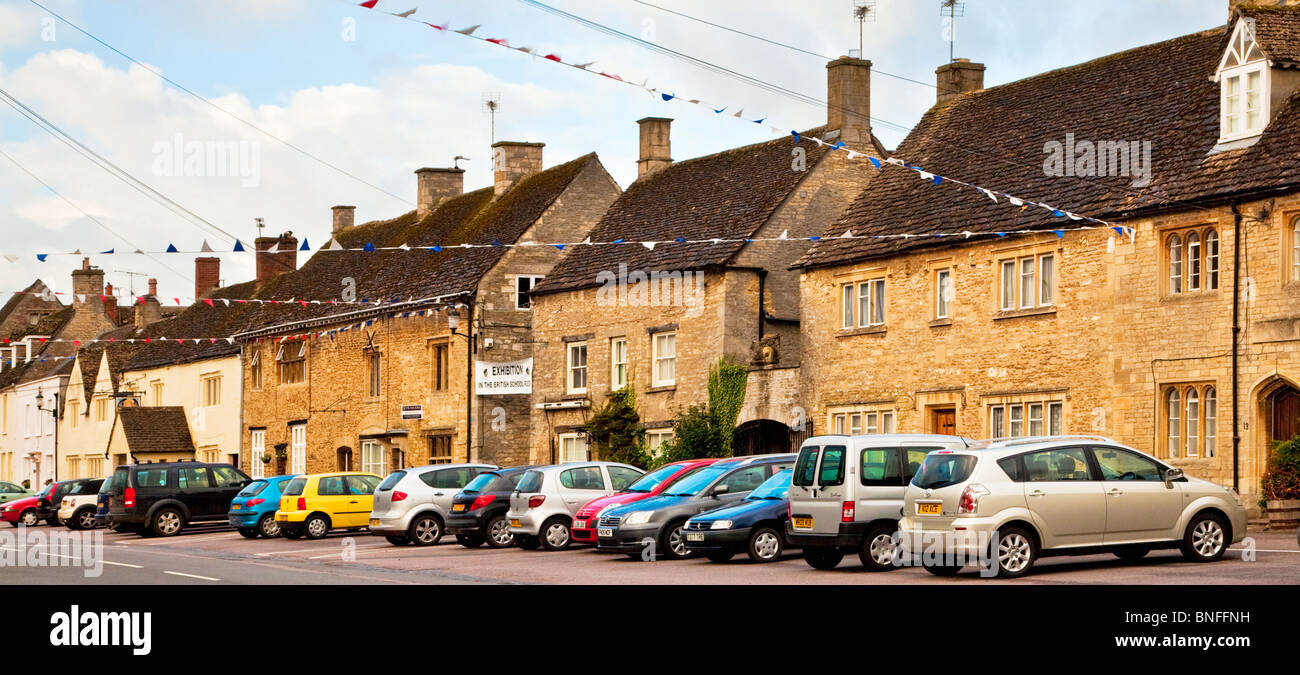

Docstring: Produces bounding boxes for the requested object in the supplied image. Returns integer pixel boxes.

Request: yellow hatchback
[276,472,382,540]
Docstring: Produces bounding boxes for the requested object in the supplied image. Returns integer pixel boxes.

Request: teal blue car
[229,475,298,538]
[0,481,34,506]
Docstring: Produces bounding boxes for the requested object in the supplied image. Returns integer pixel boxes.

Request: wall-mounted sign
[401,405,423,420]
[476,358,532,396]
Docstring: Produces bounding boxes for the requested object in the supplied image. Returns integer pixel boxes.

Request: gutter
[1231,202,1242,492]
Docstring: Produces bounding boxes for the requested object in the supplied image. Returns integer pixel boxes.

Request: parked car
[98,461,253,537]
[684,469,794,563]
[229,475,298,538]
[93,470,136,533]
[0,481,34,506]
[36,479,83,526]
[2,493,42,527]
[507,462,645,551]
[58,478,106,530]
[787,433,971,571]
[896,436,1249,578]
[277,472,382,540]
[370,463,498,546]
[447,466,536,548]
[597,454,796,560]
[571,458,720,544]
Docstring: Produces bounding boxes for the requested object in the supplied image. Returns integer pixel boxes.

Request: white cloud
[0,4,52,48]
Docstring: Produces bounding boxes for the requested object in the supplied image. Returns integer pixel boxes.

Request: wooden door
[1272,389,1300,442]
[933,408,957,436]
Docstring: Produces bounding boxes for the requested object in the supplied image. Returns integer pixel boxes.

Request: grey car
[370,463,497,546]
[507,462,645,551]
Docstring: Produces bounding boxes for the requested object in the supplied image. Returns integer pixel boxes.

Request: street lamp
[35,388,60,482]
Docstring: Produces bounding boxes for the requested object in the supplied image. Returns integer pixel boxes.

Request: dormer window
[1216,17,1270,144]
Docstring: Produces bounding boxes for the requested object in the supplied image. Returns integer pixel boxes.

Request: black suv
[98,461,251,537]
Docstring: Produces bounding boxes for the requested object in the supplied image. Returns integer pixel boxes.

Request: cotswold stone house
[236,145,620,474]
[526,57,885,464]
[794,3,1300,499]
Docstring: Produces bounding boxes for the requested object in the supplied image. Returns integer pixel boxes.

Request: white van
[786,434,971,571]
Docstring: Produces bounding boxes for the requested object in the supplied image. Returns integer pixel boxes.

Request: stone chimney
[255,231,298,288]
[491,142,544,197]
[70,258,105,305]
[415,169,465,216]
[936,59,986,105]
[826,56,872,147]
[103,283,119,325]
[636,117,673,179]
[331,205,356,234]
[195,257,221,299]
[135,279,161,330]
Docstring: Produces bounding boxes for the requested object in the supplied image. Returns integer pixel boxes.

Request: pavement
[2,522,1297,585]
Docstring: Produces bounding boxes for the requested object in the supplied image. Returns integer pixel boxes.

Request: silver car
[897,436,1248,578]
[370,463,497,546]
[508,462,645,551]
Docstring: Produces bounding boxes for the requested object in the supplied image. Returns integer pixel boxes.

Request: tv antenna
[941,0,966,63]
[851,1,876,58]
[254,217,266,240]
[482,92,501,145]
[453,155,470,169]
[115,271,150,299]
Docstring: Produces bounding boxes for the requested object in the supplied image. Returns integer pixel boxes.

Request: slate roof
[1245,4,1300,66]
[0,280,58,328]
[0,306,76,389]
[122,280,260,371]
[75,323,144,397]
[533,130,833,296]
[795,8,1300,270]
[117,407,195,453]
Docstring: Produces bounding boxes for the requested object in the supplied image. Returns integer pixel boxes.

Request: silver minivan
[370,463,497,546]
[507,461,645,551]
[787,434,971,571]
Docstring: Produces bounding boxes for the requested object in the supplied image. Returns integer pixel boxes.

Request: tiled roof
[1245,5,1300,65]
[76,323,143,397]
[795,11,1300,270]
[121,280,260,371]
[0,306,76,388]
[534,130,832,295]
[0,280,57,328]
[118,407,195,453]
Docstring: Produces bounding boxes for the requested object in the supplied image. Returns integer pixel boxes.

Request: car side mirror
[1164,467,1184,487]
[712,484,730,497]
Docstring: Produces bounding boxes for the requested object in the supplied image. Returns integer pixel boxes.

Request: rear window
[793,446,819,487]
[516,470,544,493]
[462,472,498,493]
[423,467,477,490]
[134,468,169,488]
[67,479,103,496]
[238,480,269,497]
[378,471,406,492]
[102,469,127,495]
[818,446,846,486]
[911,454,978,490]
[997,456,1024,482]
[283,478,307,496]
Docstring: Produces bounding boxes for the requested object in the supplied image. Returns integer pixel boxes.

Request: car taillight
[297,497,307,511]
[246,498,264,507]
[471,495,494,510]
[124,488,136,508]
[528,495,545,509]
[958,484,990,514]
[841,501,856,522]
[392,491,408,502]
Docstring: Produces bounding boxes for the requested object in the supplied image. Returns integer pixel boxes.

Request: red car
[571,458,721,544]
[2,494,43,527]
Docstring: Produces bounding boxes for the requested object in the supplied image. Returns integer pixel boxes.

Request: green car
[0,481,34,505]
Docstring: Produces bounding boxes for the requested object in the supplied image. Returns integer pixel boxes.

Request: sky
[0,0,1231,307]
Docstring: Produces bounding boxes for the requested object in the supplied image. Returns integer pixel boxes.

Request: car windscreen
[237,480,269,497]
[101,469,127,495]
[910,454,978,490]
[66,480,104,496]
[377,471,406,492]
[282,478,307,496]
[516,470,544,493]
[662,466,731,497]
[626,463,691,493]
[748,470,792,500]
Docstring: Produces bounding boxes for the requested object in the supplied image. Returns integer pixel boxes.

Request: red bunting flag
[203,299,214,306]
[359,1,379,8]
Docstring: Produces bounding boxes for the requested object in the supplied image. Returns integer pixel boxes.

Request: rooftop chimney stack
[935,59,986,105]
[636,117,673,179]
[331,205,356,234]
[195,257,221,299]
[255,231,299,288]
[70,258,106,311]
[491,142,544,197]
[148,278,157,297]
[103,282,119,324]
[826,56,873,147]
[415,168,465,216]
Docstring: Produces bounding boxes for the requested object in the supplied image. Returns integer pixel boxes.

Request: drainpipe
[1231,203,1242,492]
[465,301,475,464]
[756,270,767,341]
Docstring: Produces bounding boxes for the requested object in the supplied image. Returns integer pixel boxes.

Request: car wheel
[19,509,38,527]
[456,533,485,548]
[747,526,784,563]
[802,546,844,570]
[858,524,899,572]
[707,551,734,563]
[74,509,97,530]
[385,535,411,546]
[237,528,260,539]
[282,528,303,540]
[540,518,572,551]
[303,514,330,540]
[1181,512,1228,562]
[150,508,184,537]
[1113,546,1150,561]
[659,520,691,560]
[485,515,514,548]
[992,526,1037,578]
[516,535,540,550]
[409,514,444,546]
[257,515,281,538]
[923,563,963,576]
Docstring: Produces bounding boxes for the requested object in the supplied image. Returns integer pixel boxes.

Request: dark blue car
[229,475,298,538]
[683,469,794,563]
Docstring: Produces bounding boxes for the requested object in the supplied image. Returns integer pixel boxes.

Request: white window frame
[202,374,221,408]
[829,408,894,435]
[1185,388,1200,458]
[559,432,589,462]
[646,429,673,456]
[652,332,676,387]
[1000,254,1054,310]
[1166,389,1181,460]
[361,440,386,476]
[610,338,628,391]
[1204,387,1217,458]
[841,278,886,328]
[290,423,307,474]
[515,274,544,310]
[1220,63,1269,143]
[935,268,951,320]
[566,342,588,395]
[250,429,266,479]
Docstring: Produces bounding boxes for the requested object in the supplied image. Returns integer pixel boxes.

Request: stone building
[235,146,620,475]
[793,4,1300,499]
[526,57,885,464]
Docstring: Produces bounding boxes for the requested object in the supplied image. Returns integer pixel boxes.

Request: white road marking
[118,532,241,545]
[256,542,388,557]
[163,570,220,581]
[101,560,144,569]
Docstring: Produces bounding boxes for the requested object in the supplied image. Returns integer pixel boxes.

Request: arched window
[1293,216,1300,282]
[1187,232,1201,291]
[1166,388,1181,458]
[1204,387,1217,458]
[1185,388,1200,457]
[1168,234,1183,293]
[1206,230,1220,290]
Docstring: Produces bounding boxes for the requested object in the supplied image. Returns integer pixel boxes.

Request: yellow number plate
[510,519,522,527]
[452,503,466,512]
[793,517,814,529]
[917,503,942,516]
[230,504,240,510]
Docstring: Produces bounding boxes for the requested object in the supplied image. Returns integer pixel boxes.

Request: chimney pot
[255,231,298,288]
[195,257,221,299]
[331,205,356,234]
[935,60,986,105]
[148,278,157,297]
[491,142,544,197]
[70,261,105,308]
[636,117,673,179]
[414,168,465,216]
[826,56,873,147]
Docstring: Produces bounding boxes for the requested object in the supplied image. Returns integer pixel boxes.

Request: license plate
[231,504,241,510]
[685,532,704,542]
[917,503,942,516]
[573,519,586,529]
[793,517,813,529]
[597,528,613,538]
[511,519,522,528]
[369,519,380,527]
[452,503,466,512]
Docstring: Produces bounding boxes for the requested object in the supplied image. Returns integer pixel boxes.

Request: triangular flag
[166,243,179,253]
[359,1,379,7]
[642,242,657,251]
[456,24,480,35]
[200,240,214,252]
[233,240,246,252]
[325,239,344,251]
[299,239,310,251]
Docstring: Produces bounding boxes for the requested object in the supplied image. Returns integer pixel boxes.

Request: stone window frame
[567,341,589,395]
[1163,225,1220,295]
[557,431,589,462]
[427,433,454,464]
[610,336,628,391]
[1161,382,1218,460]
[249,349,263,391]
[201,371,222,408]
[514,274,544,310]
[1284,211,1300,286]
[838,274,886,331]
[995,246,1055,313]
[429,339,450,392]
[985,395,1064,439]
[277,341,307,386]
[827,404,895,435]
[365,347,382,399]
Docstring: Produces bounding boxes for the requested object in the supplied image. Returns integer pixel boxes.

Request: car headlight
[710,520,733,530]
[3,505,13,512]
[624,511,654,526]
[595,504,615,518]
